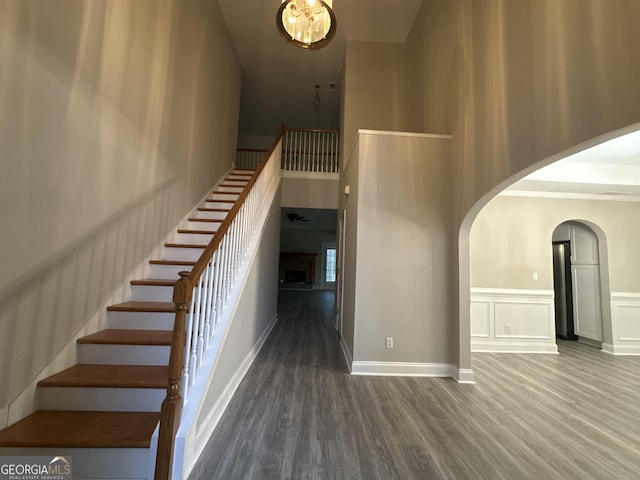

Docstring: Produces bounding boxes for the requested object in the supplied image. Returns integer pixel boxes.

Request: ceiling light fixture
[313,85,320,106]
[276,0,337,50]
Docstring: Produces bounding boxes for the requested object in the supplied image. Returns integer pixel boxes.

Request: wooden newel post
[155,271,193,480]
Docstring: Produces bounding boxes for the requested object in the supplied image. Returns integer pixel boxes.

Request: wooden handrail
[154,133,283,479]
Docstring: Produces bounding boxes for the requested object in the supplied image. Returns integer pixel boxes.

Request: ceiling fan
[286,211,309,223]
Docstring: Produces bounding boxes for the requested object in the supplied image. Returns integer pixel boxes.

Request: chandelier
[276,0,337,50]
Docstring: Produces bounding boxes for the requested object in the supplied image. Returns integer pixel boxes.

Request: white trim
[609,291,640,354]
[471,287,554,297]
[611,292,640,300]
[454,369,476,384]
[358,129,453,140]
[471,288,557,354]
[282,171,339,181]
[602,343,640,355]
[351,361,453,377]
[189,313,278,464]
[472,340,559,354]
[339,335,353,374]
[499,189,640,203]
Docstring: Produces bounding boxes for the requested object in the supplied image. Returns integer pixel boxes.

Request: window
[325,247,336,284]
[322,242,338,285]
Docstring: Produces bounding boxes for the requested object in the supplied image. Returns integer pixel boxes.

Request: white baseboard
[339,335,353,374]
[193,313,279,453]
[472,340,559,354]
[602,343,640,355]
[351,361,453,378]
[454,368,476,384]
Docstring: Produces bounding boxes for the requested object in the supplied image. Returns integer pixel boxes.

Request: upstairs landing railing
[155,135,282,479]
[236,127,339,173]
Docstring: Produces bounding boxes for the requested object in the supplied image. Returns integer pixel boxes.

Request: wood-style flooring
[188,290,640,479]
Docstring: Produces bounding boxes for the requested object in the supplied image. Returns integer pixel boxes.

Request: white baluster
[212,245,223,331]
[190,280,203,384]
[196,268,208,366]
[204,254,216,348]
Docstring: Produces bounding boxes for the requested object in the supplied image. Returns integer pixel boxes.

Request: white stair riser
[209,193,238,201]
[108,311,175,330]
[216,186,243,193]
[0,447,151,479]
[77,344,170,365]
[184,220,220,231]
[147,264,192,279]
[39,387,165,412]
[196,210,228,220]
[175,232,214,244]
[162,247,205,262]
[130,284,174,302]
[204,200,235,209]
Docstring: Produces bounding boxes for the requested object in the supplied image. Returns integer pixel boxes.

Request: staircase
[0,169,255,479]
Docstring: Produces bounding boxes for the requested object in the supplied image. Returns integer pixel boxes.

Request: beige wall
[341,42,409,158]
[471,195,640,293]
[0,0,240,413]
[344,132,452,364]
[341,0,640,372]
[281,176,339,210]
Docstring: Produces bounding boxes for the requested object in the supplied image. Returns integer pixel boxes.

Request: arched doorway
[552,221,607,348]
[461,124,640,371]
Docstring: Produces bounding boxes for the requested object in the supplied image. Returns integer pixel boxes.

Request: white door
[569,223,603,342]
[571,264,603,341]
[335,210,346,335]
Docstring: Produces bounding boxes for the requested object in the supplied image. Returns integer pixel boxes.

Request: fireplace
[279,252,317,288]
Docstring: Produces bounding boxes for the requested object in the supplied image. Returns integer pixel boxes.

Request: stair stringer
[2,168,241,430]
[168,165,283,479]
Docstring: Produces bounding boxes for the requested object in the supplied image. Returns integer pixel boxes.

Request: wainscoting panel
[606,293,640,355]
[471,288,557,353]
[470,300,491,337]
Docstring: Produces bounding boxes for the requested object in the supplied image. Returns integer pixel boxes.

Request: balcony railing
[236,127,339,173]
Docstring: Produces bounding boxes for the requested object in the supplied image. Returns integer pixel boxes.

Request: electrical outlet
[386,337,394,349]
[532,272,538,281]
[504,324,511,335]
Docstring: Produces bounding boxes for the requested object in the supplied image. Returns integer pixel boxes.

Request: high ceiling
[218,1,640,200]
[218,0,423,136]
[505,129,640,201]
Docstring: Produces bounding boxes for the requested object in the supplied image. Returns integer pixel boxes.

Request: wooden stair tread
[177,229,218,235]
[78,329,172,346]
[148,259,197,266]
[211,191,240,195]
[165,243,208,249]
[197,208,231,212]
[188,218,222,223]
[38,364,168,389]
[0,411,160,448]
[107,301,175,312]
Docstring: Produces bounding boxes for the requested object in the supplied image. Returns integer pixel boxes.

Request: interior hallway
[188,290,640,479]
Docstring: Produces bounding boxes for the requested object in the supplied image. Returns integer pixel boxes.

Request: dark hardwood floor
[188,290,640,479]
